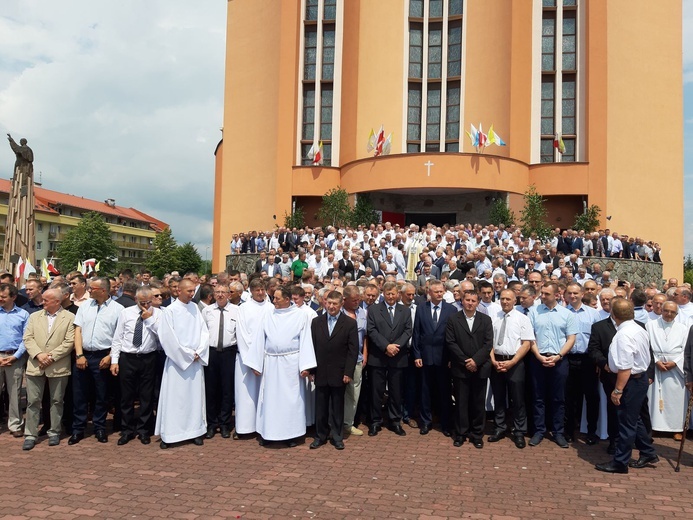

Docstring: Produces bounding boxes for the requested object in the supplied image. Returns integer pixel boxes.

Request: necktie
[433,305,439,326]
[217,307,225,352]
[497,314,507,346]
[132,315,143,348]
[523,307,529,315]
[328,316,336,336]
[388,306,395,323]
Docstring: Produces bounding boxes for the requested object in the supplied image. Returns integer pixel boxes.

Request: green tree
[573,204,601,233]
[145,227,178,278]
[684,255,693,286]
[350,193,379,227]
[57,211,118,274]
[283,206,305,229]
[520,185,551,239]
[317,187,352,228]
[488,198,515,227]
[176,242,202,275]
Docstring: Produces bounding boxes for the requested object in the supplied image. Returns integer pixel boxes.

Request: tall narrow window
[299,1,340,166]
[539,0,579,163]
[407,0,463,153]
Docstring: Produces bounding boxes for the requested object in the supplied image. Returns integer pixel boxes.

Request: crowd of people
[0,221,690,475]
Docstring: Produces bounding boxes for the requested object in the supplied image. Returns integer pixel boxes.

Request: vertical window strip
[322,24,335,81]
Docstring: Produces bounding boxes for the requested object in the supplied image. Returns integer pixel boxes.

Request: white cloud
[0,0,226,253]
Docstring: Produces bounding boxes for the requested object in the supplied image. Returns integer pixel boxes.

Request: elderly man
[595,299,658,473]
[69,278,124,445]
[21,289,75,450]
[646,302,688,440]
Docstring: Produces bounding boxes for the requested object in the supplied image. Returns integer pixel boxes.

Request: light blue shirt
[567,304,600,354]
[343,307,367,362]
[529,303,578,355]
[0,305,29,359]
[74,298,124,351]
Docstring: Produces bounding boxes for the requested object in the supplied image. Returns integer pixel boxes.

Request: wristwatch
[76,354,85,359]
[613,388,623,395]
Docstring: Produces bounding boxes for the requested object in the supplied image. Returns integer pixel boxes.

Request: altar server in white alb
[646,301,688,439]
[246,285,316,447]
[155,279,210,449]
[234,278,271,437]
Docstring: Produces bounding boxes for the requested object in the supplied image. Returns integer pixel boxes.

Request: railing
[48,232,67,241]
[115,240,153,251]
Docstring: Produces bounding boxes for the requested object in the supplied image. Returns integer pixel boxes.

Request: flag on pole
[41,258,51,279]
[15,256,25,283]
[83,259,96,274]
[77,261,83,274]
[374,125,385,156]
[95,261,101,273]
[466,124,479,147]
[381,133,392,156]
[554,133,565,154]
[488,125,506,146]
[306,142,323,165]
[24,262,37,278]
[477,123,488,149]
[47,257,60,276]
[366,128,376,153]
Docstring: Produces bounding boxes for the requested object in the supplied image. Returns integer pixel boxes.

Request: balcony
[115,240,153,251]
[48,232,67,241]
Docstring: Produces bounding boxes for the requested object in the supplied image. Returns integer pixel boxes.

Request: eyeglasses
[152,294,163,298]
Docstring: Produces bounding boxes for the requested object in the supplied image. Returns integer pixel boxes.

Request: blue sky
[0,1,690,259]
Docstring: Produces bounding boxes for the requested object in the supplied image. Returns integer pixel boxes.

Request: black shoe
[488,431,506,443]
[68,432,84,445]
[453,437,465,447]
[419,425,430,435]
[205,427,216,439]
[388,424,406,436]
[629,454,659,468]
[258,436,267,446]
[159,440,169,449]
[286,439,298,448]
[95,430,108,443]
[585,434,600,446]
[442,430,452,438]
[607,442,616,455]
[472,438,484,449]
[368,425,381,437]
[220,426,231,439]
[310,439,326,449]
[139,435,151,445]
[117,433,135,446]
[595,461,628,474]
[529,433,544,447]
[553,434,569,449]
[331,439,345,450]
[193,437,204,446]
[402,418,410,425]
[513,434,526,449]
[564,434,574,443]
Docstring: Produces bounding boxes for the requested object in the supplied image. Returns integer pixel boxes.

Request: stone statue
[7,134,34,177]
[2,133,36,274]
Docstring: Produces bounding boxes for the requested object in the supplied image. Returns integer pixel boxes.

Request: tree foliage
[520,185,551,239]
[488,198,515,227]
[57,211,118,274]
[176,242,202,275]
[145,227,178,278]
[283,206,305,229]
[317,187,352,228]
[350,193,379,227]
[573,204,601,233]
[685,255,693,286]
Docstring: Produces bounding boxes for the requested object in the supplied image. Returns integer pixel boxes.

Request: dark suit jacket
[366,302,413,369]
[261,263,281,277]
[445,311,493,379]
[116,293,136,308]
[448,269,465,281]
[412,301,457,366]
[254,259,267,273]
[326,267,345,278]
[311,313,359,387]
[338,259,354,276]
[588,318,654,380]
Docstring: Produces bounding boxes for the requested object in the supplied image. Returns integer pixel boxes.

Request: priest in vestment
[646,302,688,437]
[246,286,316,446]
[155,279,209,448]
[235,278,270,436]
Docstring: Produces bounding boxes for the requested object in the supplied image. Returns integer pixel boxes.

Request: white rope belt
[265,350,299,357]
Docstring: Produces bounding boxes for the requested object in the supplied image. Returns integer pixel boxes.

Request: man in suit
[254,251,268,273]
[261,255,282,278]
[416,264,437,288]
[161,276,181,308]
[412,280,456,436]
[310,291,359,450]
[366,281,413,436]
[447,259,465,281]
[338,250,355,278]
[445,289,493,448]
[22,289,75,450]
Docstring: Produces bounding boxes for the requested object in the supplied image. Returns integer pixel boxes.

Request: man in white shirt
[488,289,534,448]
[595,299,658,474]
[110,286,161,446]
[202,284,239,440]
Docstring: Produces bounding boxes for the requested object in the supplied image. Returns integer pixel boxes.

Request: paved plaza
[1,423,692,520]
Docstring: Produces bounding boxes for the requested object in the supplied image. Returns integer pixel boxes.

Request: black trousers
[72,351,111,434]
[601,371,652,445]
[565,354,600,437]
[315,384,346,442]
[452,375,487,441]
[419,364,452,431]
[614,375,657,466]
[369,365,403,426]
[490,360,527,434]
[119,351,158,437]
[204,348,237,428]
